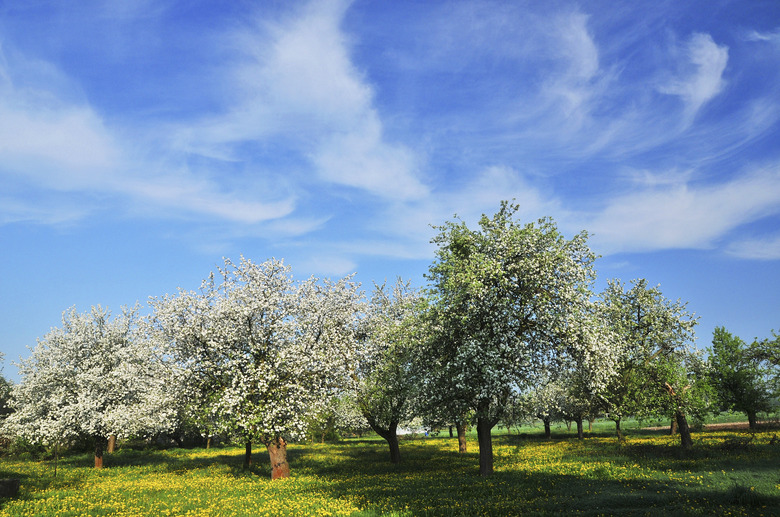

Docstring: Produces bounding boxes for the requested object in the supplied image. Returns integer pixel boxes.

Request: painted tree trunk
[107,434,117,453]
[457,422,467,453]
[575,417,584,439]
[675,411,693,449]
[244,441,252,468]
[476,417,494,477]
[267,438,290,480]
[94,436,105,469]
[543,418,551,439]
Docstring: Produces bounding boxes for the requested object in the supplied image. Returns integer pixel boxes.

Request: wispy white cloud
[586,165,780,254]
[745,28,780,44]
[658,33,729,119]
[726,233,780,260]
[182,0,427,200]
[0,39,296,226]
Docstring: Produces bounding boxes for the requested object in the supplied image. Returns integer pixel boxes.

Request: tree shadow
[303,435,780,516]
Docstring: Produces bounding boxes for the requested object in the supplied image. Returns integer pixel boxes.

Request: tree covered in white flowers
[306,393,369,442]
[3,306,176,467]
[149,257,361,479]
[524,376,567,439]
[351,279,424,464]
[598,278,708,448]
[423,202,611,476]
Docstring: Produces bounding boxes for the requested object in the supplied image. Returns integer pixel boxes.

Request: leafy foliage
[709,327,774,426]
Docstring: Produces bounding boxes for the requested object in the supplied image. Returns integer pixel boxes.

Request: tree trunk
[107,434,117,453]
[206,435,212,449]
[670,418,678,435]
[449,425,453,438]
[543,418,551,439]
[565,420,572,431]
[457,422,467,453]
[675,411,693,449]
[367,419,401,464]
[266,437,290,480]
[576,417,584,439]
[588,417,594,432]
[476,417,495,477]
[94,436,106,469]
[747,411,757,429]
[244,441,252,468]
[614,418,623,442]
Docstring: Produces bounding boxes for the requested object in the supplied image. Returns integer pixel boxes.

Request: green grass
[1,425,779,516]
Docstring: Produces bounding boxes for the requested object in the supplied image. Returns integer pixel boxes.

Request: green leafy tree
[599,279,707,448]
[423,202,606,476]
[710,327,773,428]
[352,279,424,464]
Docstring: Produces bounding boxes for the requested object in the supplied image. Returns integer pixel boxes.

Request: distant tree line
[1,202,778,478]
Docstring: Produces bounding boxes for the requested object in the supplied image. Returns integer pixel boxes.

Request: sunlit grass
[1,426,779,516]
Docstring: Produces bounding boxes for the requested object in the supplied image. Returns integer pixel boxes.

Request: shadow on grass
[300,432,780,516]
[4,430,779,516]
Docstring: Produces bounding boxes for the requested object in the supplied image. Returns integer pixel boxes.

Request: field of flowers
[1,427,779,516]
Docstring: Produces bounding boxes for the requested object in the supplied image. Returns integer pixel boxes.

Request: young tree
[525,379,566,439]
[352,279,423,464]
[599,279,705,448]
[150,257,361,479]
[709,327,773,428]
[4,306,176,467]
[423,202,603,476]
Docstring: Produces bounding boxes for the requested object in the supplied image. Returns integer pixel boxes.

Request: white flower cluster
[3,306,177,447]
[148,257,363,445]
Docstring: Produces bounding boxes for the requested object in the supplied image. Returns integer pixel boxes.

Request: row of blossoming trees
[2,202,777,478]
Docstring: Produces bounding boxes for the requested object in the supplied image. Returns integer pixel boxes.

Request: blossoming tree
[4,305,176,467]
[423,202,607,476]
[150,257,361,479]
[598,278,708,448]
[352,279,424,464]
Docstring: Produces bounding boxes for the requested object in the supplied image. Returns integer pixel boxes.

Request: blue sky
[1,0,779,382]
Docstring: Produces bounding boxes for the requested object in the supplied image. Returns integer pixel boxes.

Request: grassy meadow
[1,422,779,516]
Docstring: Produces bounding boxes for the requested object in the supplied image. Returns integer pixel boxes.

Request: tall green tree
[709,327,773,428]
[352,279,424,464]
[599,279,707,448]
[423,202,606,476]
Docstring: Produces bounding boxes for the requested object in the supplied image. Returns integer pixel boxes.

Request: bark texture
[366,418,401,464]
[107,434,117,453]
[94,436,105,469]
[476,417,495,477]
[676,412,693,449]
[244,441,252,468]
[457,423,467,453]
[575,417,584,439]
[614,418,624,442]
[267,438,290,480]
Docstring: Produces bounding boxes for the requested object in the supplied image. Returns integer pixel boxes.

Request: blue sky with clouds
[1,0,779,381]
